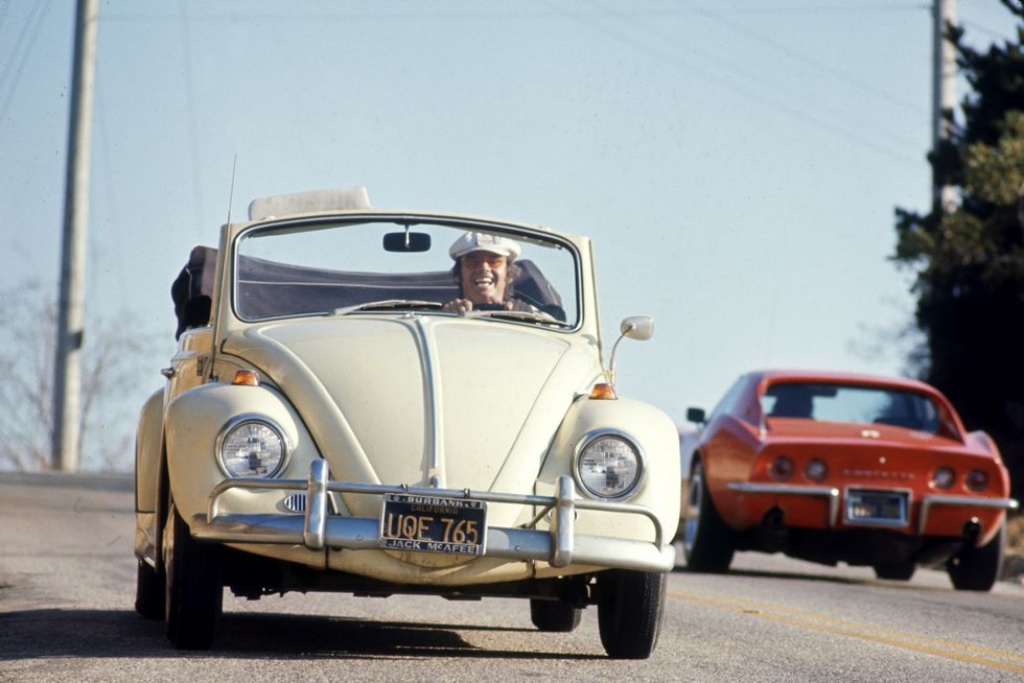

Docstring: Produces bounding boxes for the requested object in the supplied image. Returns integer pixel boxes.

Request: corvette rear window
[761,382,941,433]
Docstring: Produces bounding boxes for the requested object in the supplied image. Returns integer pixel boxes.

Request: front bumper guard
[727,481,1019,533]
[190,460,676,573]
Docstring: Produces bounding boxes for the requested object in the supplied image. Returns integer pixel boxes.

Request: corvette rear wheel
[529,599,582,632]
[947,520,1005,592]
[597,569,665,659]
[873,561,916,581]
[164,499,224,649]
[682,459,735,573]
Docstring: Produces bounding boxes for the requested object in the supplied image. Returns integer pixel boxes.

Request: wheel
[134,558,166,619]
[873,561,916,581]
[164,500,224,649]
[682,459,735,573]
[597,569,665,659]
[529,599,582,632]
[947,520,1006,592]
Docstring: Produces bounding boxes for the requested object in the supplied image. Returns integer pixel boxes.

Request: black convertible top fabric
[171,246,217,339]
[171,247,565,337]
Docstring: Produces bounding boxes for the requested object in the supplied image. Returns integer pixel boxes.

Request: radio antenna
[225,155,238,225]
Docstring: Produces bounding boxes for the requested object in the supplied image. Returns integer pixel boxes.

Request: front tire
[597,569,665,659]
[134,558,166,619]
[682,459,735,573]
[164,500,224,649]
[529,599,582,632]
[947,520,1006,592]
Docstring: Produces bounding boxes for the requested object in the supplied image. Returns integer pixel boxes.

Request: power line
[0,0,52,121]
[674,0,926,114]
[677,3,926,14]
[960,17,1016,43]
[562,0,924,164]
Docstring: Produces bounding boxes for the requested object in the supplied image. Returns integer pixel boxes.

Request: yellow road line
[668,589,1024,675]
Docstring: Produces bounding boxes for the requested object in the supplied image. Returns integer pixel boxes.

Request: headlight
[217,417,287,478]
[574,430,644,499]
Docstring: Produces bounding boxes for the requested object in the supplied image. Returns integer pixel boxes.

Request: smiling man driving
[442,232,535,314]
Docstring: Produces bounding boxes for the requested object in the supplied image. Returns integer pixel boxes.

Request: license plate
[845,490,909,526]
[380,493,487,555]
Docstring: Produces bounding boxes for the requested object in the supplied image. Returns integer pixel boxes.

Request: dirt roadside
[1004,513,1024,583]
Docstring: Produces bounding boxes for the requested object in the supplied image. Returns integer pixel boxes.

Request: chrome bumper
[727,481,1019,533]
[727,482,842,527]
[190,460,676,573]
[918,494,1019,534]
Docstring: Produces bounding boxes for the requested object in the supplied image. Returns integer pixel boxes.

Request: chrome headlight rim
[572,428,647,501]
[215,414,290,479]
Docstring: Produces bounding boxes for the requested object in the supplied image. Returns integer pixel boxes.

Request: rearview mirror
[383,231,431,252]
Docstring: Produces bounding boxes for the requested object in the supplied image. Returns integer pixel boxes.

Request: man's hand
[443,299,516,314]
[442,298,474,314]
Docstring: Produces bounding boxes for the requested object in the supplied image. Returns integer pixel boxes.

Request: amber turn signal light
[590,383,618,400]
[232,370,260,386]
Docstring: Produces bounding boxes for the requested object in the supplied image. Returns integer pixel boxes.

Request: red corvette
[679,370,1019,591]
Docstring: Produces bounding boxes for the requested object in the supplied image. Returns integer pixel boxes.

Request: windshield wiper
[466,309,573,327]
[332,300,443,316]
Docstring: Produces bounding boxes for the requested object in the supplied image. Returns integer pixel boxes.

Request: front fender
[164,381,318,526]
[541,396,681,542]
[135,387,166,514]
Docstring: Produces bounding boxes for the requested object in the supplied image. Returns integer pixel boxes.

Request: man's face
[460,252,509,304]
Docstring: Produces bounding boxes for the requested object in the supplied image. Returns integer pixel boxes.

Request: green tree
[894,0,1024,496]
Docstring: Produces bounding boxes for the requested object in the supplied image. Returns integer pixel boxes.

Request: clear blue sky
[0,1,1018,470]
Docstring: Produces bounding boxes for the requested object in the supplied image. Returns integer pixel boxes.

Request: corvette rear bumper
[727,481,1018,533]
[190,460,676,573]
[918,493,1019,534]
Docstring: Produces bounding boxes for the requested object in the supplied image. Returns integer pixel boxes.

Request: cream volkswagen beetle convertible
[134,187,680,659]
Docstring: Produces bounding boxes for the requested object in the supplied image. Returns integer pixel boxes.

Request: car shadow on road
[672,563,960,593]
[0,609,603,661]
[672,563,867,586]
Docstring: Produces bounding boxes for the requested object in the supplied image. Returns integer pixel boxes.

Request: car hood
[223,316,603,519]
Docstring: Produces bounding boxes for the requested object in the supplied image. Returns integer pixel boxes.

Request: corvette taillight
[965,469,989,492]
[931,466,955,490]
[770,456,794,481]
[804,458,827,482]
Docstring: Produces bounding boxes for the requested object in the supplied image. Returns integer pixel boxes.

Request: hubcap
[683,469,703,555]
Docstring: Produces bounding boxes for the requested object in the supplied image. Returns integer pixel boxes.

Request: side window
[708,376,750,422]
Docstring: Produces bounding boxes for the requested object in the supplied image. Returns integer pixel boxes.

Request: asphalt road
[2,472,1023,682]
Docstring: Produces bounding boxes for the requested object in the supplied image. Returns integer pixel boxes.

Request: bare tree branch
[0,281,160,472]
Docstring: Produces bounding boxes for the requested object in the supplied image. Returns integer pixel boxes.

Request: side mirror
[620,315,654,341]
[686,407,706,424]
[606,316,654,384]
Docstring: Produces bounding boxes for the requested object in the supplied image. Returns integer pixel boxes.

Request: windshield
[760,382,942,433]
[233,218,580,328]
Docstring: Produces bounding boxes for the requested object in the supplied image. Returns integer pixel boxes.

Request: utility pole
[933,0,957,214]
[52,0,99,471]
